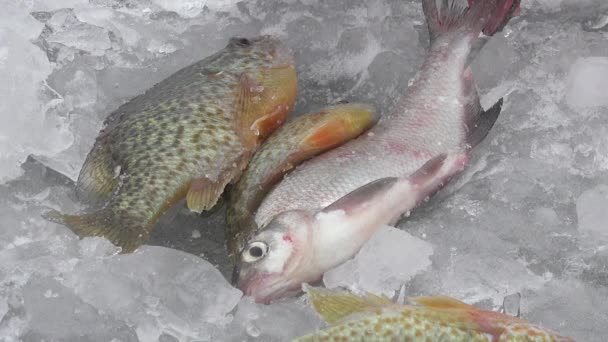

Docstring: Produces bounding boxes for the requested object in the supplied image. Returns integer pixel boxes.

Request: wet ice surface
[1,0,608,341]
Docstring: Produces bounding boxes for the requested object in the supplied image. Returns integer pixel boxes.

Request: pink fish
[235,0,520,304]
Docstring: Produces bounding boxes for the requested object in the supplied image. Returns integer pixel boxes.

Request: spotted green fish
[226,103,378,261]
[46,36,298,252]
[295,285,575,342]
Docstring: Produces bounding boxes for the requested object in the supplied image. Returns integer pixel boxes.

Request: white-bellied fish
[235,0,520,303]
[226,103,378,261]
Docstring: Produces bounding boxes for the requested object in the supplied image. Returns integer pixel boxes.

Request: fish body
[46,36,297,252]
[236,0,519,303]
[295,285,575,342]
[226,103,378,261]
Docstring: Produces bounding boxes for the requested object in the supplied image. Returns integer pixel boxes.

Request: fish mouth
[237,270,299,304]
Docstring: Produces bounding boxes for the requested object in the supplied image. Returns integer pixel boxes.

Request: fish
[226,103,378,262]
[294,285,576,341]
[45,36,298,253]
[235,0,520,303]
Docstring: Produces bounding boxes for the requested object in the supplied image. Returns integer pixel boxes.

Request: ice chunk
[150,0,240,18]
[500,292,521,317]
[62,246,242,341]
[0,2,45,41]
[565,57,608,109]
[324,225,433,296]
[21,277,137,340]
[0,4,72,183]
[218,296,323,341]
[44,9,112,56]
[576,184,608,236]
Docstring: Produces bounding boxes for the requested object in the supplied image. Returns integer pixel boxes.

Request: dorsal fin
[409,296,476,310]
[303,284,392,325]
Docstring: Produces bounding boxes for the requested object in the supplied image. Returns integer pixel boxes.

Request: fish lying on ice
[46,36,298,252]
[294,285,575,341]
[226,103,378,261]
[235,0,520,303]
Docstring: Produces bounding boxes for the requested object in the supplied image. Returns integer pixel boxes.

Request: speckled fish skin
[294,286,576,342]
[236,0,519,303]
[226,103,378,261]
[46,36,297,253]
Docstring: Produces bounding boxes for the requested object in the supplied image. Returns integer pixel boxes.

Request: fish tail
[422,0,520,43]
[44,208,150,253]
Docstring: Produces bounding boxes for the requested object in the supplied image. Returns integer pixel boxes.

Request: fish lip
[238,270,295,304]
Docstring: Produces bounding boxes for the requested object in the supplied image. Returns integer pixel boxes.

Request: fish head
[220,36,298,143]
[235,210,316,304]
[225,35,295,69]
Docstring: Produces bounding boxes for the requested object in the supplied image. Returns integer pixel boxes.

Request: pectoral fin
[234,66,297,147]
[321,155,447,215]
[186,177,231,214]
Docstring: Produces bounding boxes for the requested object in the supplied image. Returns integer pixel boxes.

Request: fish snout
[237,270,294,304]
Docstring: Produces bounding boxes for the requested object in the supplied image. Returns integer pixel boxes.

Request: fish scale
[46,36,298,253]
[235,0,519,304]
[293,286,574,342]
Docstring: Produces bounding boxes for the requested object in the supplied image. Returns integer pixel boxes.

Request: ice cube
[218,296,323,341]
[324,225,434,297]
[0,4,72,183]
[576,184,608,236]
[21,277,137,340]
[565,57,608,109]
[62,246,242,340]
[500,292,521,317]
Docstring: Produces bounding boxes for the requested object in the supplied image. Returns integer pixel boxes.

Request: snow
[1,0,608,341]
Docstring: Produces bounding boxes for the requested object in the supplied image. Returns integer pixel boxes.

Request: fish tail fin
[422,0,520,43]
[43,208,150,253]
[303,285,393,325]
[466,97,503,149]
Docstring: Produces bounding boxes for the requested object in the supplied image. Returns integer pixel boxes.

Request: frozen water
[0,1,69,183]
[323,225,433,297]
[1,0,608,341]
[217,297,323,342]
[500,292,521,317]
[565,57,608,109]
[576,184,608,236]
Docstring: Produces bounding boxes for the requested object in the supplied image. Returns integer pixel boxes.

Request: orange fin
[299,103,377,151]
[250,103,289,139]
[186,177,231,214]
[234,65,297,148]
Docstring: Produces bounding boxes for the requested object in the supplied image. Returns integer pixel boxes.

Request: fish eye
[242,241,268,262]
[235,38,251,47]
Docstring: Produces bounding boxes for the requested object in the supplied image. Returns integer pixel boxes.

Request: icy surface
[576,184,608,236]
[323,225,433,297]
[1,0,608,341]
